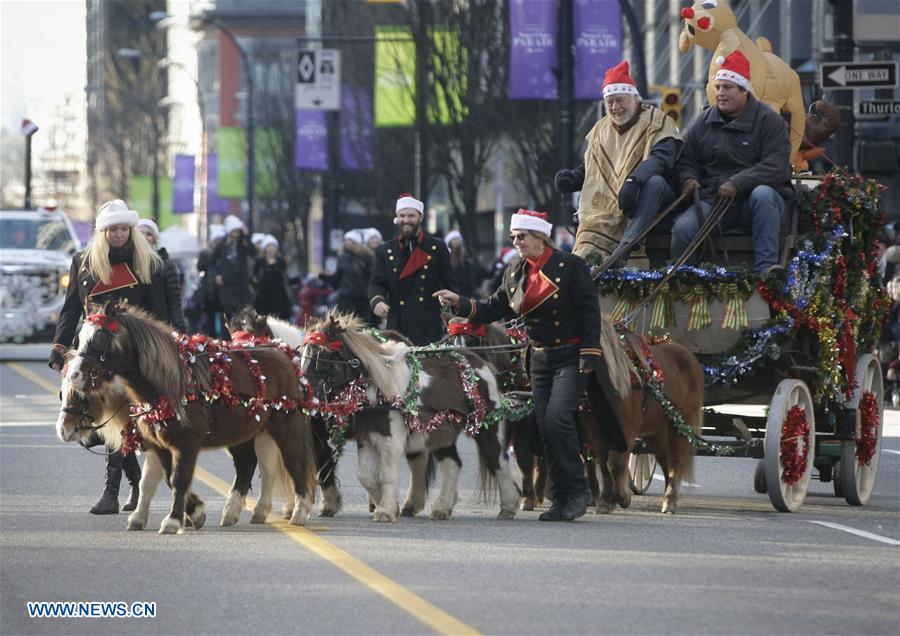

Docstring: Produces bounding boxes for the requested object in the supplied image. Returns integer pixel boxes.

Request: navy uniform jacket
[455,248,601,363]
[368,232,457,345]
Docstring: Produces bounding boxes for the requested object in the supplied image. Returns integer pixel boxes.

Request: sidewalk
[0,343,50,362]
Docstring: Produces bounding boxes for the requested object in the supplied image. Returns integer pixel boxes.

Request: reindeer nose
[697,16,710,29]
[681,7,694,19]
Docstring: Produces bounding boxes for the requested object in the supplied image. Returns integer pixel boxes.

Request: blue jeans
[530,344,589,503]
[620,175,676,259]
[670,185,786,272]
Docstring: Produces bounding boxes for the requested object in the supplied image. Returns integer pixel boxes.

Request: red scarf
[399,230,429,279]
[521,246,555,314]
[90,262,139,297]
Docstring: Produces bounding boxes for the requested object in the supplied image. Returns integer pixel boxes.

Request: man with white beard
[555,61,682,266]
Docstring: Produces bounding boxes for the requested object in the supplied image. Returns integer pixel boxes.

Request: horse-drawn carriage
[595,170,888,512]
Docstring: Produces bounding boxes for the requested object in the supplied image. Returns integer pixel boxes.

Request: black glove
[618,177,641,218]
[554,169,580,194]
[49,348,65,371]
[579,352,600,375]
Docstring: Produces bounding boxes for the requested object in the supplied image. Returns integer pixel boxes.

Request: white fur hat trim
[260,235,279,251]
[361,227,382,243]
[96,199,139,231]
[510,212,553,238]
[714,69,750,90]
[223,215,246,234]
[395,196,424,214]
[344,230,364,245]
[444,230,462,246]
[136,218,160,239]
[602,83,641,99]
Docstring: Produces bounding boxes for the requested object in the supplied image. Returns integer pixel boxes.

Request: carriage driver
[435,210,627,522]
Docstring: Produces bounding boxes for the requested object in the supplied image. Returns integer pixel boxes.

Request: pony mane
[599,315,633,399]
[117,306,186,414]
[266,316,304,348]
[319,310,408,399]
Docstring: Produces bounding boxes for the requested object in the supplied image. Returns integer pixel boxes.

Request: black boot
[560,491,591,521]
[90,450,122,515]
[121,451,141,512]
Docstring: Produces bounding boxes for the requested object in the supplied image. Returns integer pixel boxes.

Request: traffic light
[650,84,682,130]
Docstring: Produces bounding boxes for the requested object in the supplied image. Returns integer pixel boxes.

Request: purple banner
[340,86,374,171]
[294,109,328,171]
[509,0,557,99]
[574,0,622,99]
[206,154,230,215]
[172,154,195,213]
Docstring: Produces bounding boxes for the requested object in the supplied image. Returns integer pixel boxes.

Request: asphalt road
[1,358,898,635]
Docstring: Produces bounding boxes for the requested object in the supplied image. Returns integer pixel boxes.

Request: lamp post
[151,10,256,234]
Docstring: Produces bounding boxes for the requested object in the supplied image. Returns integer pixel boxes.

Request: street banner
[295,109,329,171]
[574,0,621,99]
[341,86,374,171]
[255,128,281,197]
[375,26,416,127]
[206,154,230,214]
[129,176,175,230]
[508,0,557,99]
[217,127,246,198]
[173,154,195,213]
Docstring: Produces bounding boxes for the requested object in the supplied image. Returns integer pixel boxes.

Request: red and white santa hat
[602,61,641,99]
[510,209,553,238]
[395,193,424,215]
[714,51,751,90]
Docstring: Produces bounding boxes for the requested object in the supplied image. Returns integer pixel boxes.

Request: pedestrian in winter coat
[49,200,168,516]
[369,194,458,345]
[211,215,256,318]
[136,219,188,332]
[671,51,792,274]
[252,236,293,320]
[445,230,481,298]
[327,230,375,324]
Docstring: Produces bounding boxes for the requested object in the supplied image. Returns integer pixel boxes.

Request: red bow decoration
[304,331,343,351]
[447,322,487,337]
[87,313,120,333]
[516,208,550,221]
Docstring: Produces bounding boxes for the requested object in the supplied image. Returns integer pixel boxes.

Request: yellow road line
[19,360,478,635]
[192,466,479,635]
[7,362,60,394]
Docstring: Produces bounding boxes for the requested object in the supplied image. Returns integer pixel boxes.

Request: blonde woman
[49,200,167,515]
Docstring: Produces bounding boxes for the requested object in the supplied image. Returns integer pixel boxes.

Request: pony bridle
[77,315,122,385]
[302,332,361,396]
[61,391,128,433]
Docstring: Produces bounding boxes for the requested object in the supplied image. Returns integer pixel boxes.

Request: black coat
[456,249,601,357]
[333,250,374,323]
[159,247,187,332]
[211,235,256,310]
[368,232,458,345]
[252,257,293,320]
[53,245,169,348]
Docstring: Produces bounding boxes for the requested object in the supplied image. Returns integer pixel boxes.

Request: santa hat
[251,232,267,248]
[500,247,517,265]
[444,230,463,246]
[135,218,160,240]
[361,227,382,244]
[714,51,751,90]
[510,209,553,238]
[208,224,226,243]
[395,193,424,214]
[260,235,279,251]
[223,214,246,235]
[602,61,641,99]
[344,230,364,245]
[95,200,140,231]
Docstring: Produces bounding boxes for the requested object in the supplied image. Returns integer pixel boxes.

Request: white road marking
[0,444,71,449]
[0,421,56,428]
[882,449,900,456]
[651,474,701,488]
[809,521,900,546]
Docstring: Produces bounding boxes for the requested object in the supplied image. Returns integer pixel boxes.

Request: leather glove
[618,177,641,218]
[579,352,601,375]
[554,169,581,194]
[717,180,738,200]
[681,178,700,197]
[49,348,65,372]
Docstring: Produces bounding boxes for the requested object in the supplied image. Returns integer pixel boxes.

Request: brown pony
[62,302,318,534]
[581,316,704,514]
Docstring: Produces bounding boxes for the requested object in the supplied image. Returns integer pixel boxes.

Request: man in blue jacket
[670,51,792,274]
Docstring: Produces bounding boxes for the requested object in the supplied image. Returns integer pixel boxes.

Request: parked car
[0,208,81,342]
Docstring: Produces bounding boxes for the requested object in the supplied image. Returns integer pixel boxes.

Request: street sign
[820,61,897,90]
[856,100,900,118]
[295,49,341,110]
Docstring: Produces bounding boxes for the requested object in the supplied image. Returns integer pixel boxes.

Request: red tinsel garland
[780,405,811,486]
[856,391,879,465]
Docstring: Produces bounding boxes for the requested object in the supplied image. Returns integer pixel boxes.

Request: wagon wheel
[840,354,884,506]
[832,459,844,498]
[629,453,657,495]
[764,379,815,512]
[753,460,767,494]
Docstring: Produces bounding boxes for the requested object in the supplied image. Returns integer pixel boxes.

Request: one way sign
[820,61,897,90]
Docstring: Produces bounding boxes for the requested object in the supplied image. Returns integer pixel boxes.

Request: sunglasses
[510,233,529,242]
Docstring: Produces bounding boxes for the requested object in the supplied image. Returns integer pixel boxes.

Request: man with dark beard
[368,194,457,345]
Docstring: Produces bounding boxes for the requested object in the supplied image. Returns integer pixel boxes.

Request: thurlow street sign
[820,61,897,90]
[856,100,900,118]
